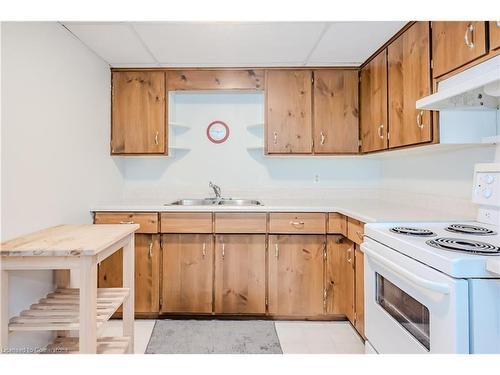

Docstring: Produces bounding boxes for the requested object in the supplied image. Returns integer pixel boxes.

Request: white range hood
[416,55,500,111]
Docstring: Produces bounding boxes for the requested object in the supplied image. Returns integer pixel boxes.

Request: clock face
[206,121,230,144]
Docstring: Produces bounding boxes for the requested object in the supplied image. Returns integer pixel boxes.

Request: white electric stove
[362,163,500,354]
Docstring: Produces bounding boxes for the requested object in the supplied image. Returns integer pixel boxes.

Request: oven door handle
[362,245,451,295]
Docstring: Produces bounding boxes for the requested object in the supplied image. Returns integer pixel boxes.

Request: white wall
[121,92,381,202]
[1,22,123,350]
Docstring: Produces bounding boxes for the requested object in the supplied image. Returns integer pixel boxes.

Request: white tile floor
[100,319,365,354]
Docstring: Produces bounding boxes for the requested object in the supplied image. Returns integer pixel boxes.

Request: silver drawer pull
[154,131,159,145]
[289,220,305,228]
[320,131,326,145]
[119,220,134,224]
[273,131,278,145]
[148,241,153,258]
[202,242,206,258]
[275,243,279,258]
[464,23,475,49]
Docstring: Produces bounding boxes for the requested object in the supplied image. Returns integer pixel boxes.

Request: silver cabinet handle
[275,243,279,258]
[154,131,159,145]
[273,131,278,145]
[416,110,424,129]
[347,248,353,264]
[148,241,153,258]
[119,220,134,224]
[289,220,305,228]
[378,124,384,139]
[464,23,475,49]
[320,131,326,145]
[202,242,206,259]
[221,242,225,260]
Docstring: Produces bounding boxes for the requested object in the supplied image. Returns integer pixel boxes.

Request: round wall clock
[206,121,230,144]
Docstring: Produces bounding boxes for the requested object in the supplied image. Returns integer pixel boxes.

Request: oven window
[376,273,430,350]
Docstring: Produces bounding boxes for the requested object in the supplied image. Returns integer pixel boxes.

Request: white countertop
[91,198,474,224]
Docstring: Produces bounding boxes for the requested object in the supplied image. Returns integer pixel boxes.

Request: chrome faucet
[209,181,222,200]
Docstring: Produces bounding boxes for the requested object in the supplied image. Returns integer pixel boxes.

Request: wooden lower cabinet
[214,235,266,314]
[354,247,365,338]
[161,234,214,313]
[268,234,325,316]
[325,235,355,323]
[98,234,160,314]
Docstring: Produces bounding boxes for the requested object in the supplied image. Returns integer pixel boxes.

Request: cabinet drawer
[328,213,347,235]
[269,213,326,234]
[160,212,213,233]
[347,217,364,245]
[94,212,158,233]
[214,213,267,233]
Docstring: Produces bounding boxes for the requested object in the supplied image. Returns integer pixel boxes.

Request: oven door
[362,238,469,353]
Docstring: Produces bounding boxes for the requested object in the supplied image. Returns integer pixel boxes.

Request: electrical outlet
[314,174,320,183]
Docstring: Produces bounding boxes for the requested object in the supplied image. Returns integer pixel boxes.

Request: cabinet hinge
[354,311,357,324]
[323,242,327,260]
[265,297,268,308]
[311,75,314,84]
[431,59,434,70]
[159,296,163,310]
[358,139,362,147]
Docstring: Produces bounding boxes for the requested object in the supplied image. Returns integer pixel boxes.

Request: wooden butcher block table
[0,224,139,354]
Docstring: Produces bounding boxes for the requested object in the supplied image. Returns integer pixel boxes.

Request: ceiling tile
[132,22,327,67]
[62,22,157,65]
[307,21,407,65]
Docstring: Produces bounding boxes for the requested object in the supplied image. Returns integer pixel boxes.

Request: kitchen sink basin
[168,198,262,206]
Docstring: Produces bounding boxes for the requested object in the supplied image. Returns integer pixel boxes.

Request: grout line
[128,23,161,67]
[302,22,331,66]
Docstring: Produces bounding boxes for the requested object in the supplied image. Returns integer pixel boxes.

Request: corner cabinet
[265,70,313,154]
[432,21,487,78]
[360,50,388,153]
[388,21,433,148]
[111,71,167,155]
[313,70,359,154]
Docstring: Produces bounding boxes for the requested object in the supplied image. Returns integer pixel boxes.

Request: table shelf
[9,288,129,332]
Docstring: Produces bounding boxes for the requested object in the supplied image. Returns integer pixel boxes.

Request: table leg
[122,234,135,354]
[54,269,71,338]
[0,270,8,353]
[79,258,97,354]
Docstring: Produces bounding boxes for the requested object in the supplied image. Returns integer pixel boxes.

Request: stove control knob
[483,188,493,199]
[485,175,495,184]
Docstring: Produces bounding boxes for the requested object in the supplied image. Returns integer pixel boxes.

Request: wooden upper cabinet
[214,235,266,314]
[388,22,432,148]
[266,70,313,154]
[432,21,487,78]
[490,21,500,51]
[111,71,166,155]
[161,234,214,313]
[268,234,324,316]
[360,50,388,153]
[313,70,359,154]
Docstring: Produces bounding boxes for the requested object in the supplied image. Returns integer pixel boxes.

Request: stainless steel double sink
[168,198,263,206]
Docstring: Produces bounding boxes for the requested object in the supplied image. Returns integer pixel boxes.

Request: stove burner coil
[445,224,496,236]
[426,237,500,255]
[390,227,436,237]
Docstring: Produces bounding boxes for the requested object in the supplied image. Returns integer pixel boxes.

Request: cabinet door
[98,234,160,314]
[360,50,388,153]
[111,71,166,154]
[388,22,432,148]
[214,235,266,314]
[354,247,365,338]
[432,21,487,78]
[490,21,500,51]
[325,235,355,323]
[268,235,324,316]
[161,234,213,313]
[266,70,312,154]
[313,70,359,154]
